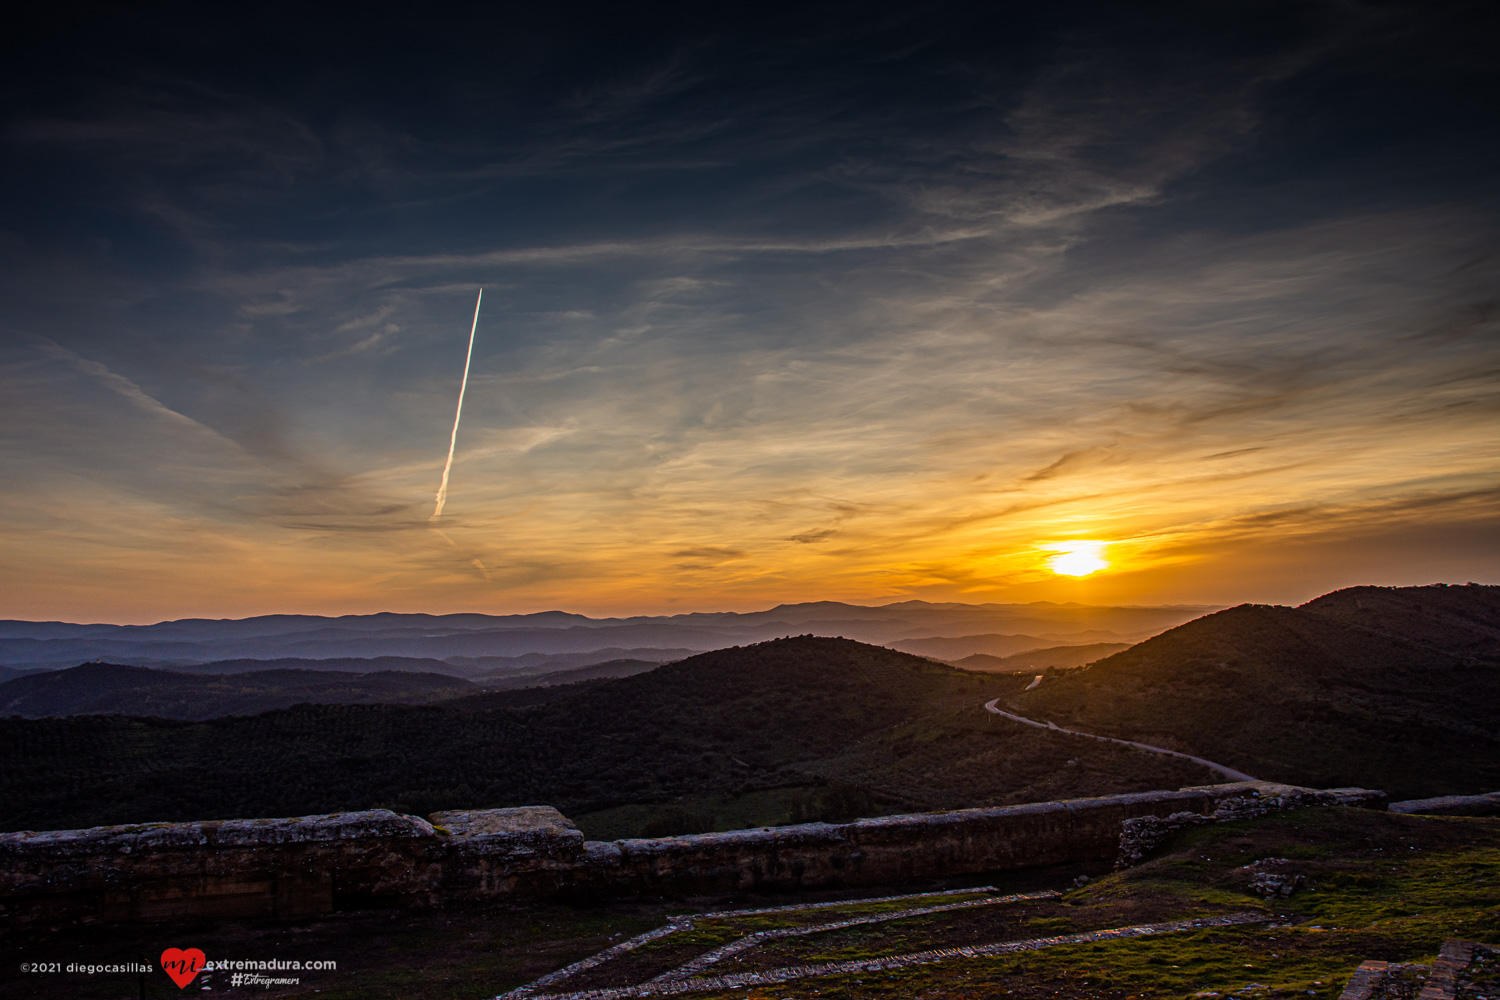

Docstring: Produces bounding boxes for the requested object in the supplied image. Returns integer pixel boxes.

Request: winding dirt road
[982,698,1257,783]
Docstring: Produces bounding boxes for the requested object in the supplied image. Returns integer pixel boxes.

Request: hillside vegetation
[0,658,664,719]
[954,642,1131,672]
[0,663,477,720]
[1011,584,1500,799]
[0,637,1212,836]
[475,657,665,690]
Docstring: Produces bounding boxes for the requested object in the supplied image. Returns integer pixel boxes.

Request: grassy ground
[2,808,1495,1000]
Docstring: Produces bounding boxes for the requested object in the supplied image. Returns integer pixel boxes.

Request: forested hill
[1011,583,1500,799]
[1299,583,1500,660]
[0,636,1214,836]
[0,662,477,720]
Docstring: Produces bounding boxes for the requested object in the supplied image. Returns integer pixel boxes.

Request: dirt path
[982,698,1258,783]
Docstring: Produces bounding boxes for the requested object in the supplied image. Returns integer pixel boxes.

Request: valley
[2,584,1496,835]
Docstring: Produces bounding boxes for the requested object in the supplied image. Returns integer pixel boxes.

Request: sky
[1,1,1497,623]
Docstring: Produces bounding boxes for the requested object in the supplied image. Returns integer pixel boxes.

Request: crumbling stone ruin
[1114,782,1381,867]
[0,780,1386,927]
[1337,940,1496,1000]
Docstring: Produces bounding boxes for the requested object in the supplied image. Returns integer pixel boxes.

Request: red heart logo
[160,948,206,989]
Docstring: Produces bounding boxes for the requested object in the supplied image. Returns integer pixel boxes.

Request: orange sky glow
[2,6,1498,624]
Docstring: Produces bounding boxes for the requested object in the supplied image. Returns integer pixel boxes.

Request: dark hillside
[174,655,467,676]
[1012,584,1500,798]
[954,642,1131,672]
[892,633,1073,660]
[0,636,1214,835]
[441,636,962,754]
[469,658,666,692]
[0,662,477,720]
[1301,583,1500,660]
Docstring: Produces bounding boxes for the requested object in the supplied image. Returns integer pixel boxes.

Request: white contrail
[432,288,482,519]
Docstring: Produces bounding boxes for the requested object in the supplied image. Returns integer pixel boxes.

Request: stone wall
[0,781,1383,926]
[1388,792,1500,817]
[0,810,444,924]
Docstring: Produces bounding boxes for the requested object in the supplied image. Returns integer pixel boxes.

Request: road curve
[982,698,1258,783]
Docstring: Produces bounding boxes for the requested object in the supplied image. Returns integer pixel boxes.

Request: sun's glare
[1045,540,1109,577]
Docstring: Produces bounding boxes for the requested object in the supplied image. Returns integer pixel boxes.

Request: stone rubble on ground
[1235,858,1309,898]
[1116,782,1355,867]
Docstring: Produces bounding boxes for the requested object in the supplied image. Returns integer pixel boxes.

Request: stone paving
[643,891,1062,986]
[1340,960,1395,1000]
[496,887,1266,1000]
[1335,940,1495,1000]
[1421,940,1476,1000]
[500,886,1015,999]
[665,884,1011,921]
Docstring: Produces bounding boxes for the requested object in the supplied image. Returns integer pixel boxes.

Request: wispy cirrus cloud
[0,1,1496,620]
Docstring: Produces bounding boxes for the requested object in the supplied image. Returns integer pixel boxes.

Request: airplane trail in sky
[432,288,482,519]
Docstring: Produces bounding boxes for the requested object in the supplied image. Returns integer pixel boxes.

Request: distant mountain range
[157,649,700,682]
[6,584,1489,836]
[954,642,1132,672]
[0,600,1213,674]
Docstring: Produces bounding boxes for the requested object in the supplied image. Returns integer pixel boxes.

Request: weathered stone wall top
[430,806,584,858]
[601,788,1224,859]
[1181,780,1317,800]
[0,782,1386,862]
[613,826,797,856]
[1176,781,1384,811]
[1322,787,1390,809]
[432,806,576,838]
[822,788,1211,837]
[0,808,435,857]
[1389,792,1500,816]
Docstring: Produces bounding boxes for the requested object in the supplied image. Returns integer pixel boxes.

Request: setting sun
[1045,541,1110,577]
